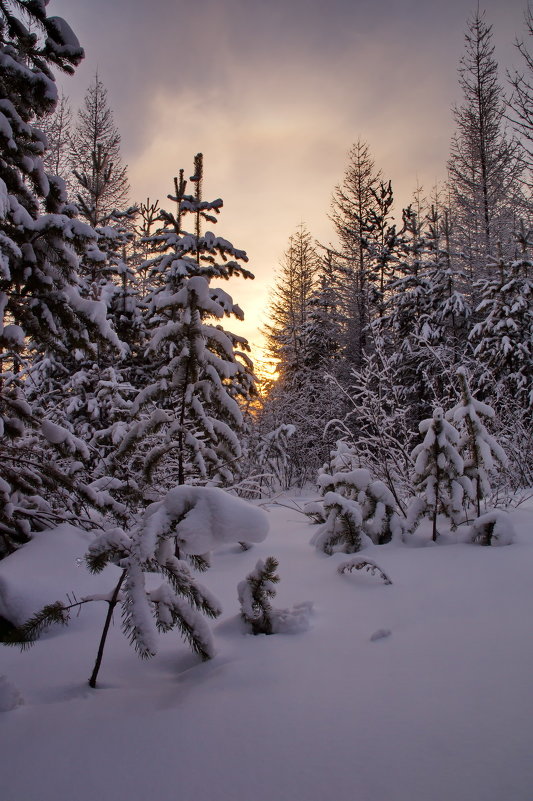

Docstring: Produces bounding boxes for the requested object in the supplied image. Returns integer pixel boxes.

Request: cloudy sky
[50,0,529,354]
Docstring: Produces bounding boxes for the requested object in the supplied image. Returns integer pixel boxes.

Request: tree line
[259,9,532,497]
[0,0,530,676]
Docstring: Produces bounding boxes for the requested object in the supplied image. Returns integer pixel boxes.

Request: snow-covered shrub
[337,557,393,585]
[238,557,313,635]
[238,556,279,635]
[467,510,515,546]
[5,487,269,687]
[448,367,508,515]
[406,407,472,540]
[309,441,404,555]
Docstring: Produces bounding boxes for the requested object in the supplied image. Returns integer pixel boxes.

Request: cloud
[51,0,529,347]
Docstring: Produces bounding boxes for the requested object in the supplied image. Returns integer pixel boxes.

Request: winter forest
[0,2,532,800]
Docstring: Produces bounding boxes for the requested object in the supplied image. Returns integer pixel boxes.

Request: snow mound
[0,525,106,626]
[142,486,269,555]
[468,510,515,546]
[270,601,314,634]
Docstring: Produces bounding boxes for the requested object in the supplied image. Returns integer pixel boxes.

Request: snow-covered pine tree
[260,225,340,486]
[407,407,472,541]
[330,139,383,367]
[112,154,255,495]
[469,229,533,410]
[448,367,508,516]
[376,205,435,428]
[421,201,471,355]
[27,74,139,482]
[309,440,403,554]
[0,1,125,553]
[378,200,472,432]
[6,485,269,685]
[237,554,312,635]
[238,556,279,635]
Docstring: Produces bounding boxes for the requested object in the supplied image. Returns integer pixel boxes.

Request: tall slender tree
[508,6,533,189]
[38,91,73,188]
[264,224,320,380]
[330,140,384,367]
[448,11,523,284]
[69,74,130,228]
[110,154,256,495]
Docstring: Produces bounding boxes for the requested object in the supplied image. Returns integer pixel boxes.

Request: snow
[46,17,82,51]
[142,485,269,555]
[0,675,23,711]
[1,497,533,801]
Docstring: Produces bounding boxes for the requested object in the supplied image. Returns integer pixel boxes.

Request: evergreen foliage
[407,407,471,540]
[448,367,508,515]
[310,440,403,554]
[112,154,255,495]
[0,0,127,553]
[238,556,280,635]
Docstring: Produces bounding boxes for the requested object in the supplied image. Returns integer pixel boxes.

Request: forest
[0,4,532,800]
[0,1,532,664]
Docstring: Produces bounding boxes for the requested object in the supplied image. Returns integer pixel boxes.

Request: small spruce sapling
[4,486,268,686]
[337,556,393,585]
[448,367,508,516]
[407,407,472,540]
[238,556,280,635]
[238,557,313,635]
[309,440,403,554]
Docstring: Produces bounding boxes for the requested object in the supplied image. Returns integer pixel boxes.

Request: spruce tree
[448,367,508,516]
[469,230,533,409]
[330,140,384,367]
[0,1,124,553]
[407,407,471,541]
[260,225,340,486]
[264,224,320,380]
[111,154,255,495]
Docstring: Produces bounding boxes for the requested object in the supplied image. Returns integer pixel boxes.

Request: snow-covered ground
[1,497,533,801]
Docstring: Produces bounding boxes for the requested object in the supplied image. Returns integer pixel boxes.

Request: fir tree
[407,407,471,541]
[0,1,123,553]
[310,440,403,555]
[469,230,533,409]
[330,139,383,367]
[238,556,280,635]
[112,154,255,495]
[448,367,508,516]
